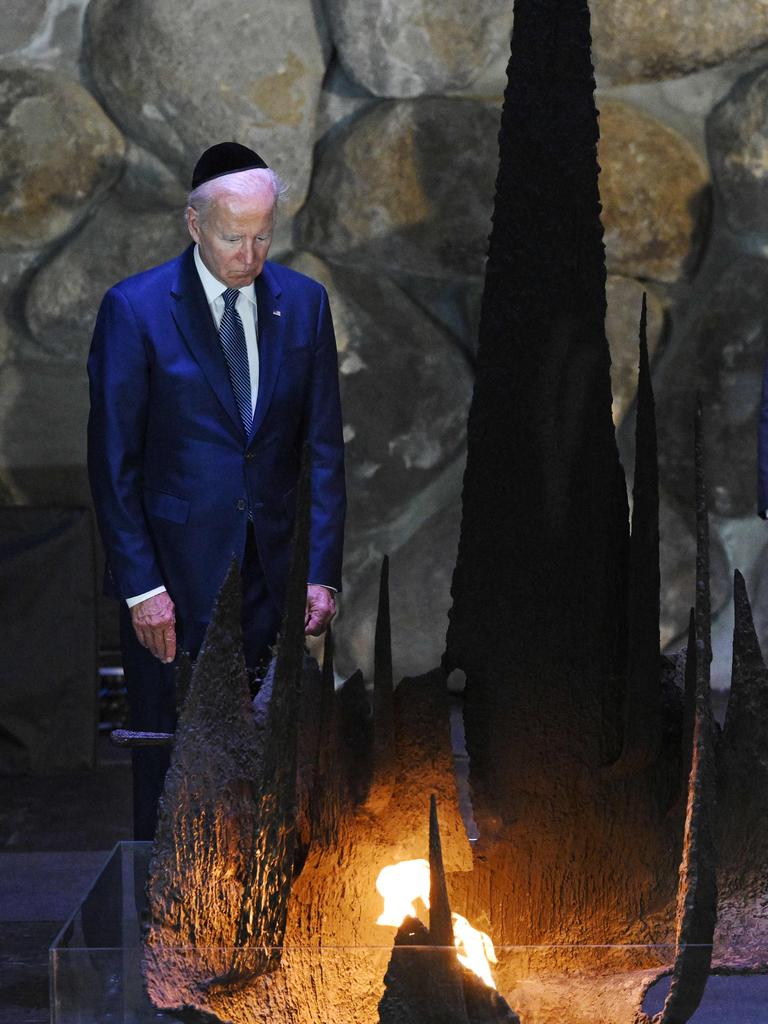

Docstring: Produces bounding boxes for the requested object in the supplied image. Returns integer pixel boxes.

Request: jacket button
[245,452,255,460]
[236,499,246,511]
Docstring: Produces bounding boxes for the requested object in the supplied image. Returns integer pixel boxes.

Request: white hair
[186,167,288,225]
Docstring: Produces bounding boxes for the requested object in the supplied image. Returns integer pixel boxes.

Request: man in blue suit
[88,143,346,838]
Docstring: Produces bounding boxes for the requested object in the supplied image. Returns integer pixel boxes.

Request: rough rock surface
[0,359,88,474]
[314,58,378,143]
[598,100,709,283]
[0,0,49,56]
[1,0,91,71]
[116,143,188,211]
[0,320,13,368]
[0,249,39,332]
[606,276,665,425]
[0,64,125,250]
[297,98,499,280]
[707,66,768,238]
[323,0,514,98]
[591,0,768,85]
[288,253,473,536]
[656,257,768,520]
[84,0,329,215]
[25,197,189,362]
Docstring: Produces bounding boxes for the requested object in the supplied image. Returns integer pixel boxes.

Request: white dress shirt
[193,243,260,415]
[126,246,259,607]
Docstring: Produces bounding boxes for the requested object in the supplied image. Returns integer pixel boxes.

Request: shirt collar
[193,244,257,307]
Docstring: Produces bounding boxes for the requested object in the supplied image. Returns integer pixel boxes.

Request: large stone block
[117,143,188,211]
[656,257,768,520]
[314,57,377,144]
[1,0,92,72]
[606,276,665,425]
[84,0,330,215]
[0,0,49,56]
[707,65,768,238]
[25,198,190,363]
[323,0,513,98]
[599,99,710,284]
[288,253,472,536]
[0,64,125,251]
[0,250,39,335]
[297,98,499,280]
[591,0,768,86]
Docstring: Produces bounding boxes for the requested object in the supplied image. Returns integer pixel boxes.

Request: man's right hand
[131,592,176,664]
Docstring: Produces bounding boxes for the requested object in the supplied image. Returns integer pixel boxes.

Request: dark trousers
[119,526,281,840]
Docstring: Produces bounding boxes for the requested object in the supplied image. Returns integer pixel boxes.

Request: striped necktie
[219,287,252,433]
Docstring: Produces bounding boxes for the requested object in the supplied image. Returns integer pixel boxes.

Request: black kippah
[191,142,269,189]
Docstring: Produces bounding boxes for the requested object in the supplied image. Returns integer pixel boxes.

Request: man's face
[187,183,275,288]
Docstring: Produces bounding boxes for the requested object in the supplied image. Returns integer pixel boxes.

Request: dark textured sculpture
[378,798,519,1024]
[617,293,662,772]
[365,555,397,814]
[441,0,764,1016]
[715,573,768,958]
[137,1,767,1021]
[638,407,718,1023]
[143,558,264,1009]
[143,452,312,1016]
[444,0,680,958]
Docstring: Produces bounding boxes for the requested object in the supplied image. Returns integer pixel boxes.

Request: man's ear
[186,206,200,243]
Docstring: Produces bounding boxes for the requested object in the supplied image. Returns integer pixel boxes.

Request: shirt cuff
[308,583,337,593]
[126,585,167,608]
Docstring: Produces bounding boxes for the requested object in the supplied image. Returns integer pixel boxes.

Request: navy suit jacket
[87,244,346,625]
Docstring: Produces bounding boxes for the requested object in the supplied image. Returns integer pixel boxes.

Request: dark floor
[0,737,132,1024]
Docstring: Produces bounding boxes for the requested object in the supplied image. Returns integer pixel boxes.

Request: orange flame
[452,912,497,990]
[375,859,430,925]
[375,861,497,989]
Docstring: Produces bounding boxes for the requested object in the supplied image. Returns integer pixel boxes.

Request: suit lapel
[170,246,244,437]
[250,262,284,442]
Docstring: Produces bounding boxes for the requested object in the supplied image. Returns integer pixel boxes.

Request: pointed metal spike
[174,652,194,715]
[379,917,470,1024]
[429,795,454,948]
[445,0,630,764]
[717,570,768,896]
[144,560,263,1006]
[311,625,341,844]
[322,621,335,690]
[680,608,697,803]
[337,668,374,806]
[227,445,313,976]
[615,293,661,772]
[375,554,393,694]
[379,799,469,1022]
[365,555,396,814]
[724,570,768,750]
[658,611,717,1024]
[694,397,712,667]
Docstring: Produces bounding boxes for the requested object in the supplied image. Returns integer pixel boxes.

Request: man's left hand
[305,584,336,636]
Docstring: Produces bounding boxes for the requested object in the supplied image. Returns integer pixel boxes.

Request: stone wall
[2,0,768,685]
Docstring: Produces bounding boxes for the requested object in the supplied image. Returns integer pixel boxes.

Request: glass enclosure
[49,843,767,1024]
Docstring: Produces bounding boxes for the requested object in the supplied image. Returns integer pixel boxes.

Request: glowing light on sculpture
[375,860,498,989]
